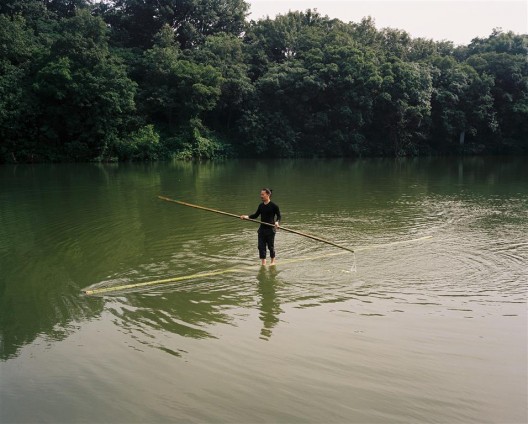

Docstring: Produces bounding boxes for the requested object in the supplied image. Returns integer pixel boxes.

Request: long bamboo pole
[158,195,355,253]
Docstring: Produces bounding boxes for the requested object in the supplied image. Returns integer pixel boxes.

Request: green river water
[0,157,527,423]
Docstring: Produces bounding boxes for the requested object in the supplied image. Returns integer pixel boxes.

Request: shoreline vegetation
[0,1,526,163]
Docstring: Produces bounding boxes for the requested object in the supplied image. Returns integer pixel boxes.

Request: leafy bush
[113,125,160,161]
[173,119,231,160]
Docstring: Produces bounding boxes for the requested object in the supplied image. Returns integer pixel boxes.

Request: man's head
[260,188,272,202]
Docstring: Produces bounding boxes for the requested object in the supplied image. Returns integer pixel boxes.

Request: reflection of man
[257,266,282,340]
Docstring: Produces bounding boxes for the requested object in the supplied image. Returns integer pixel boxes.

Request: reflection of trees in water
[257,266,283,340]
[0,283,102,360]
[105,267,284,352]
[0,163,163,361]
[108,286,253,347]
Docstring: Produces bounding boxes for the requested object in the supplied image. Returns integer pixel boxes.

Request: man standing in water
[241,188,281,266]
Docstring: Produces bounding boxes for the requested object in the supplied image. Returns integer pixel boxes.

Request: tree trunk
[459,130,465,145]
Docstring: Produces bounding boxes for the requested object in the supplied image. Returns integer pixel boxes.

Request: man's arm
[274,204,281,228]
[249,204,261,220]
[241,204,261,220]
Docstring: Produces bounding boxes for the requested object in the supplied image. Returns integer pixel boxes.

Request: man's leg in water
[258,232,267,265]
[268,232,276,265]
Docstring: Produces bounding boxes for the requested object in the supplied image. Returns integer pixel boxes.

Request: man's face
[260,190,269,202]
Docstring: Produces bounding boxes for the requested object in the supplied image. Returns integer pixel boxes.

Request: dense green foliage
[0,1,526,162]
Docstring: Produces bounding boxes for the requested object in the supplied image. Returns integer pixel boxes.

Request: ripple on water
[79,186,528,365]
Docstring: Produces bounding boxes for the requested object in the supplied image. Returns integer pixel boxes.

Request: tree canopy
[0,1,526,162]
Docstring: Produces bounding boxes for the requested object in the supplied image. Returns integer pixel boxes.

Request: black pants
[258,230,276,259]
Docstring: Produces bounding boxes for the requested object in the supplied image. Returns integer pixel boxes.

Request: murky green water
[1,158,527,423]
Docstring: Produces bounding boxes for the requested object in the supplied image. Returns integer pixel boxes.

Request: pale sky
[246,0,527,45]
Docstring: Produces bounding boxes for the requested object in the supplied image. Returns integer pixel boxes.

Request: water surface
[1,158,526,423]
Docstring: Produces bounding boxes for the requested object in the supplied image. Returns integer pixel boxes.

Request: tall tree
[95,0,249,49]
[429,56,496,153]
[369,60,433,155]
[194,33,254,134]
[31,10,136,160]
[137,25,221,127]
[136,25,223,158]
[464,30,528,152]
[240,11,382,156]
[0,14,42,162]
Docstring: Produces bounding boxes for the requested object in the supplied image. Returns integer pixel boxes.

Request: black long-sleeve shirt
[249,201,281,232]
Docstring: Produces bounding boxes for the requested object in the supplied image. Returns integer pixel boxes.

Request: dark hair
[261,188,272,196]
